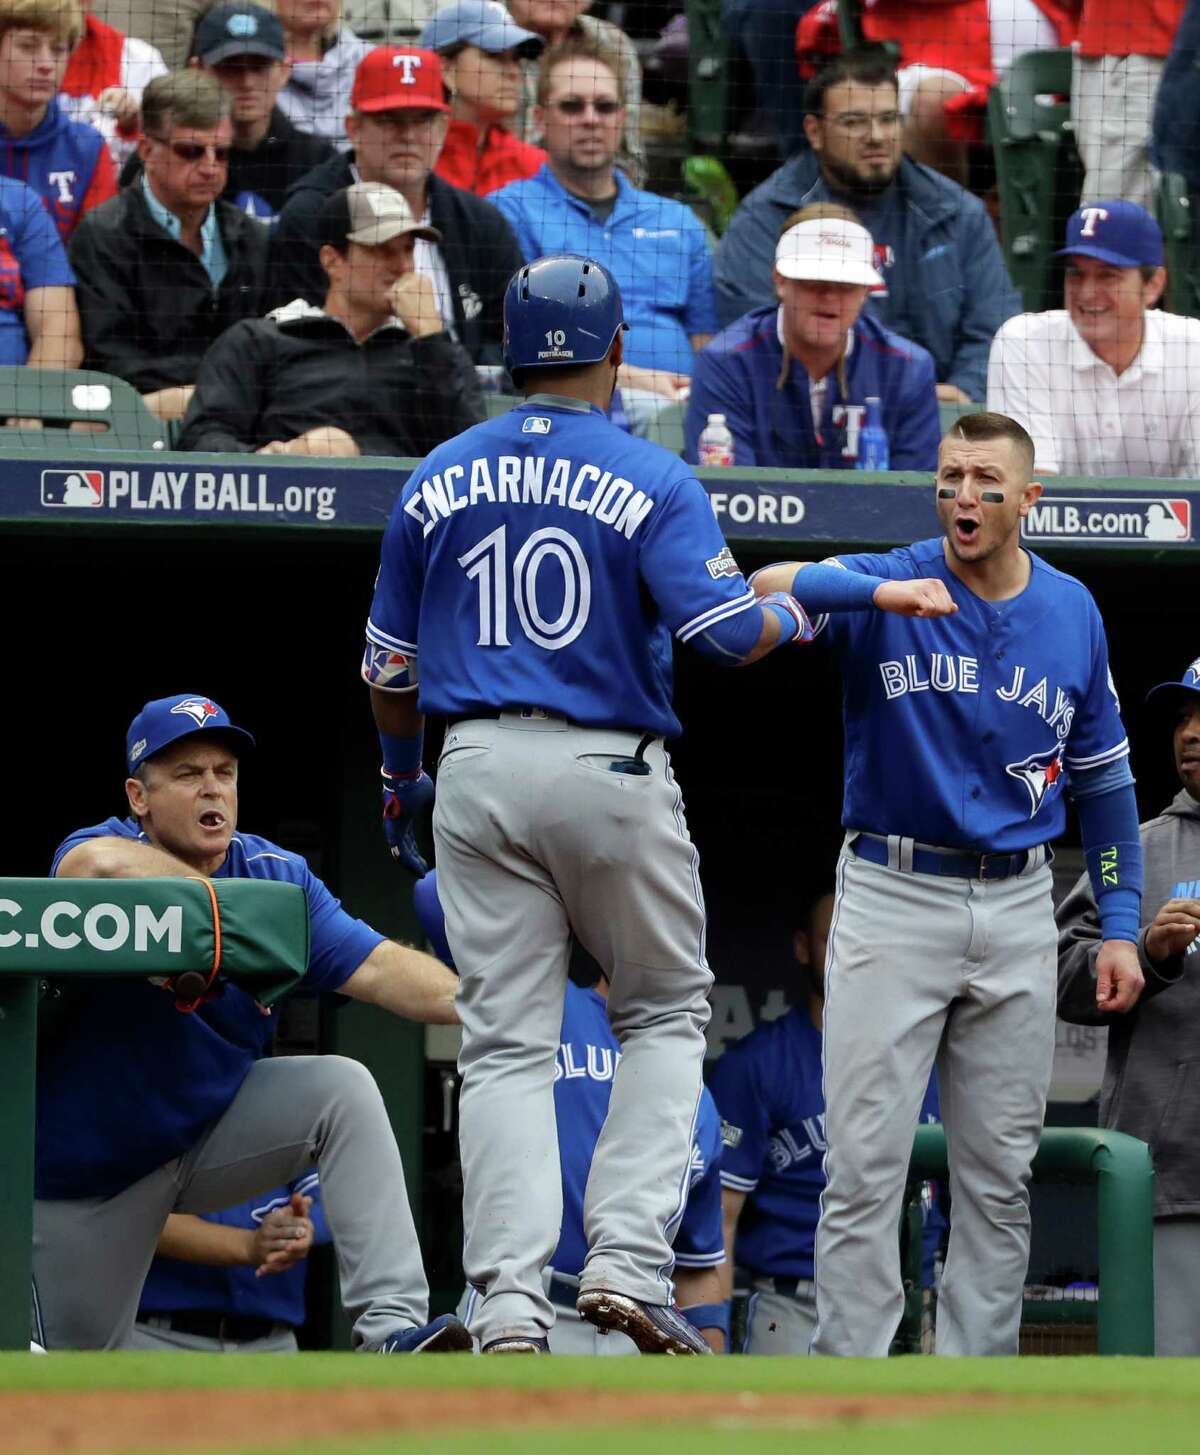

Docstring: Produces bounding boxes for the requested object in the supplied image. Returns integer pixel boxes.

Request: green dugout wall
[3,449,1195,1343]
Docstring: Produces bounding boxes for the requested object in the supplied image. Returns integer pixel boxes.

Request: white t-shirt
[986,308,1200,478]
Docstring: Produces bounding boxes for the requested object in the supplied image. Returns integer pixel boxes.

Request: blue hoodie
[0,96,113,241]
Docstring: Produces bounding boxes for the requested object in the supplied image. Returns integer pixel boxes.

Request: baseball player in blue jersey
[750,411,1145,1356]
[35,693,469,1353]
[711,890,942,1354]
[363,253,824,1355]
[414,871,729,1354]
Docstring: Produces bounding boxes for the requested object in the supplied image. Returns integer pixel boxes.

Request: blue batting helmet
[502,254,627,384]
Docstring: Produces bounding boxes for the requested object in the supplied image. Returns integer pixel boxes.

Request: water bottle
[697,412,735,467]
[857,396,889,471]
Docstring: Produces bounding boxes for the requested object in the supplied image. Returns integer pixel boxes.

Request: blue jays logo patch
[1006,747,1064,817]
[1185,658,1200,689]
[522,416,551,435]
[171,698,219,727]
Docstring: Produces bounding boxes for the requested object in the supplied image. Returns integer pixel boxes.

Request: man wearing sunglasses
[68,68,269,420]
[490,33,718,430]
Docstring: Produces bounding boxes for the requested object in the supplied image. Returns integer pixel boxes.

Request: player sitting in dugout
[177,181,484,457]
[684,204,941,471]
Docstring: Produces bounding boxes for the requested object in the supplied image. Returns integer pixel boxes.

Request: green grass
[5,1354,1200,1455]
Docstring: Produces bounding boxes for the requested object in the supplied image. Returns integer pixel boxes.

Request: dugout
[6,451,1196,1343]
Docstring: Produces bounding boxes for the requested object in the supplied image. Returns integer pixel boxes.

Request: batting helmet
[502,254,627,384]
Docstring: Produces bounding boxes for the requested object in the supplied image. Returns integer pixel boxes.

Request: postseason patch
[705,545,739,580]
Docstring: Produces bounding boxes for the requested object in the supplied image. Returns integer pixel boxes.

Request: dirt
[0,1387,1013,1453]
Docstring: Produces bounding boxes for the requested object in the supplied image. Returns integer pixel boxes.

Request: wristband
[680,1300,731,1346]
[788,562,886,613]
[761,596,809,645]
[380,730,423,778]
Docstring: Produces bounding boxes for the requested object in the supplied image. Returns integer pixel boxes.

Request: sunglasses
[550,97,623,117]
[151,137,232,164]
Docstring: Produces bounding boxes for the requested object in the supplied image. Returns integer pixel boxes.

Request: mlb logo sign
[522,416,552,434]
[41,469,102,507]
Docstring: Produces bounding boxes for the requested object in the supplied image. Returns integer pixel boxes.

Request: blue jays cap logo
[171,698,220,727]
[1186,658,1200,688]
[1006,747,1063,818]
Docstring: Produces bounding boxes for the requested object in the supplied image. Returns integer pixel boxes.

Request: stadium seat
[1156,172,1200,320]
[988,48,1082,313]
[0,368,168,451]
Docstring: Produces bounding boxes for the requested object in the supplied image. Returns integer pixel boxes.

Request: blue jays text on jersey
[552,983,724,1279]
[815,538,1128,852]
[709,1006,940,1281]
[366,397,758,739]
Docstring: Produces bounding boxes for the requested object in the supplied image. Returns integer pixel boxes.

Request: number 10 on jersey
[458,524,593,650]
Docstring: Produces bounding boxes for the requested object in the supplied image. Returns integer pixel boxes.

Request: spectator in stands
[270,47,523,366]
[0,172,81,366]
[714,50,1021,404]
[506,0,643,183]
[0,0,117,240]
[1072,0,1184,208]
[134,1179,330,1353]
[685,204,940,469]
[88,0,207,72]
[59,0,166,167]
[419,0,546,196]
[190,2,334,220]
[179,181,483,455]
[1152,0,1200,192]
[987,200,1200,477]
[69,69,269,420]
[492,35,717,423]
[274,0,370,150]
[723,0,820,159]
[1057,656,1200,1355]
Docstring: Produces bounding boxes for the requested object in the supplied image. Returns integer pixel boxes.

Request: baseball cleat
[376,1314,474,1353]
[481,1335,550,1354]
[576,1289,712,1355]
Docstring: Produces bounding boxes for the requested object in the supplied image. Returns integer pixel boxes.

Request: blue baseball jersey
[367,397,757,737]
[819,538,1129,851]
[38,817,384,1201]
[552,983,724,1277]
[710,1006,940,1280]
[138,1174,331,1327]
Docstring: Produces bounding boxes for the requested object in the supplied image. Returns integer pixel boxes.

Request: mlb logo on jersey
[522,416,552,434]
[41,469,103,507]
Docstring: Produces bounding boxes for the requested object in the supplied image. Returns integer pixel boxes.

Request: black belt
[771,1276,816,1299]
[139,1310,281,1342]
[448,711,657,766]
[850,833,1040,882]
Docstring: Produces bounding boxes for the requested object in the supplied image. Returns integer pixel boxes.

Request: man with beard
[713,50,1020,404]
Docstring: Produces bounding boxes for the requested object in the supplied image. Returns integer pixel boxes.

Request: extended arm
[338,936,458,1024]
[24,286,83,368]
[749,560,957,618]
[1068,759,1145,1012]
[157,1194,314,1277]
[717,1186,747,1304]
[55,836,200,880]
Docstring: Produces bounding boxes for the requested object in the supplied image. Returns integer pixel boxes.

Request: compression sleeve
[1071,758,1142,943]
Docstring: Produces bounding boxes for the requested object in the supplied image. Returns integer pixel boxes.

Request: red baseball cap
[350,47,449,113]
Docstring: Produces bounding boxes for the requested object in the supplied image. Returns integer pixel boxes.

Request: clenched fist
[390,272,444,338]
[872,578,958,617]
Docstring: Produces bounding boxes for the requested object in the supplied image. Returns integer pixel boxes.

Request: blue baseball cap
[193,3,287,65]
[1146,657,1200,713]
[419,0,543,57]
[126,694,256,775]
[1055,200,1164,269]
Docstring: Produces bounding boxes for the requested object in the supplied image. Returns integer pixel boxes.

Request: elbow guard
[362,639,418,693]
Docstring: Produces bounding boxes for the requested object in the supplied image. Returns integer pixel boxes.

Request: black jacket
[68,186,271,392]
[269,151,524,364]
[118,109,335,219]
[177,299,486,457]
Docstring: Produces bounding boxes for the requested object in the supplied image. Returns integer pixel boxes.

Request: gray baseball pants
[813,841,1057,1357]
[744,1278,817,1355]
[1154,1217,1200,1355]
[434,712,712,1349]
[33,1055,429,1350]
[458,1270,641,1354]
[130,1318,299,1353]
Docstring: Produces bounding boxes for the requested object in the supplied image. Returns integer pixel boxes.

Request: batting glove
[381,768,435,876]
[759,590,815,645]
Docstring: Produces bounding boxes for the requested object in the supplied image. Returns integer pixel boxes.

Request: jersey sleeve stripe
[1064,739,1130,770]
[365,620,419,655]
[719,1171,759,1192]
[674,1249,727,1269]
[676,590,758,643]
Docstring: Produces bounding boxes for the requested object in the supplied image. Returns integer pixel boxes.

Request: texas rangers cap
[193,3,286,65]
[774,217,883,287]
[1054,200,1164,269]
[318,182,442,249]
[350,47,450,113]
[126,695,255,776]
[1145,656,1200,712]
[420,0,543,57]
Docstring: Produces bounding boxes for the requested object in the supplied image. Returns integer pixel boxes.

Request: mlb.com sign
[1023,496,1192,544]
[0,897,182,954]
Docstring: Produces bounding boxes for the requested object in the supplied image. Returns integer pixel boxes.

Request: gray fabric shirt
[1057,789,1200,1216]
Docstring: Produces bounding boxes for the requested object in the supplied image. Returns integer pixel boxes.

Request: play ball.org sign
[1022,497,1192,543]
[0,898,182,954]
